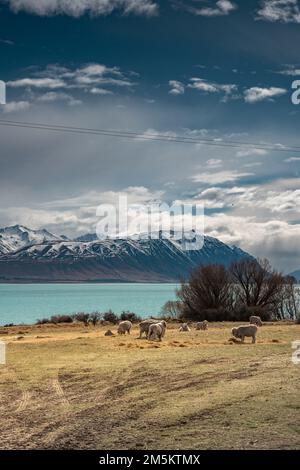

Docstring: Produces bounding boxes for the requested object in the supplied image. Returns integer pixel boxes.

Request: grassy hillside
[0,322,300,449]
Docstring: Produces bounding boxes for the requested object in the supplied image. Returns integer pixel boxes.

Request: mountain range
[290,270,300,283]
[0,224,254,283]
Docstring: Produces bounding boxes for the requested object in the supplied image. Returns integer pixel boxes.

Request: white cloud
[257,0,300,23]
[236,148,268,157]
[37,91,82,105]
[4,0,158,17]
[89,87,113,95]
[206,158,223,167]
[277,65,300,76]
[191,170,253,184]
[1,100,30,113]
[204,212,300,272]
[188,77,237,96]
[284,157,300,162]
[244,86,287,103]
[7,78,65,89]
[177,0,237,17]
[6,62,136,104]
[169,80,185,95]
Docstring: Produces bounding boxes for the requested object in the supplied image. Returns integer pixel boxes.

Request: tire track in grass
[51,376,71,412]
[16,390,31,412]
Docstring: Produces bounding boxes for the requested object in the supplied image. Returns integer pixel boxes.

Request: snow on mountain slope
[0,225,65,255]
[0,225,254,282]
[289,270,300,282]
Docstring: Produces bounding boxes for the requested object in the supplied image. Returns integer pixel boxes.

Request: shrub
[120,311,141,323]
[36,318,51,325]
[50,315,74,324]
[181,307,233,322]
[160,300,184,320]
[73,312,90,326]
[103,310,119,324]
[233,305,273,322]
[89,311,102,326]
[296,314,300,325]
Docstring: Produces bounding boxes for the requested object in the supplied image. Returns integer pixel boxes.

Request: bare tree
[278,276,300,320]
[230,258,286,318]
[160,300,184,320]
[177,264,234,320]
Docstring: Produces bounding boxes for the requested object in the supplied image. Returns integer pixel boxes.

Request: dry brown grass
[0,321,300,450]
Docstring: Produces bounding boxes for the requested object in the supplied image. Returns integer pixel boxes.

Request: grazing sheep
[231,324,258,344]
[117,320,132,335]
[196,320,208,331]
[104,330,114,336]
[179,323,190,332]
[138,319,160,338]
[249,315,263,327]
[148,320,167,342]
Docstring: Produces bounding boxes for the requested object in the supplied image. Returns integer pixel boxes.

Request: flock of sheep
[109,315,263,344]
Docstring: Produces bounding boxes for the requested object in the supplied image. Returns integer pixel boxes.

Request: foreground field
[0,321,300,450]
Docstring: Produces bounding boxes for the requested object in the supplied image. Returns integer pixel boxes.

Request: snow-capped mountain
[289,269,300,282]
[0,225,66,255]
[0,226,254,282]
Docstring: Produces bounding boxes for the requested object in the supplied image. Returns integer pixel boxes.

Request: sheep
[249,315,263,327]
[138,319,160,338]
[179,323,190,332]
[148,320,167,342]
[231,324,258,344]
[195,320,208,331]
[117,320,132,335]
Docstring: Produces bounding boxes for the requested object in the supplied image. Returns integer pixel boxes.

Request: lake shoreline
[0,283,179,326]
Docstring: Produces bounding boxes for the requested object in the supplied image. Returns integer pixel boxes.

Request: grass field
[0,321,300,450]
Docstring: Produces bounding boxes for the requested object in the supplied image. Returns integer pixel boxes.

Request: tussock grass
[0,322,300,450]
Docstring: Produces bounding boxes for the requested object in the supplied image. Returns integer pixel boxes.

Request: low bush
[89,311,102,326]
[50,315,74,324]
[103,310,119,324]
[36,318,51,325]
[160,300,184,320]
[73,312,90,326]
[120,311,141,323]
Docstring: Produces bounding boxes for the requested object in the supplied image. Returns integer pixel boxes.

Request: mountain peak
[0,224,254,282]
[0,224,65,255]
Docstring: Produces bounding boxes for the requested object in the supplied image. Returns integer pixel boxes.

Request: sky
[0,0,300,273]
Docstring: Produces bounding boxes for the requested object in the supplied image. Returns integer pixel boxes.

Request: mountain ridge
[0,225,254,283]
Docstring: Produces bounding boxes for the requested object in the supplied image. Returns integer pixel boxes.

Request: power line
[0,118,299,153]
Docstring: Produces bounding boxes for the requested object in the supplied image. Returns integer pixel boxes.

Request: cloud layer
[257,0,300,23]
[3,0,158,17]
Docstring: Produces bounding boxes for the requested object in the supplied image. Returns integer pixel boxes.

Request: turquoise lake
[0,283,178,325]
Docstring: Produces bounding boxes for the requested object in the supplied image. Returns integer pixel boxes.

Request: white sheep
[231,324,258,344]
[117,320,132,335]
[179,323,190,332]
[148,320,167,341]
[138,319,159,338]
[249,315,262,327]
[195,320,208,331]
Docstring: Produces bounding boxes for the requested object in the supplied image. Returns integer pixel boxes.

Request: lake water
[0,283,178,325]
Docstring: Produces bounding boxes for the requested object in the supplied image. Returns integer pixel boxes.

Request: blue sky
[0,0,300,272]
